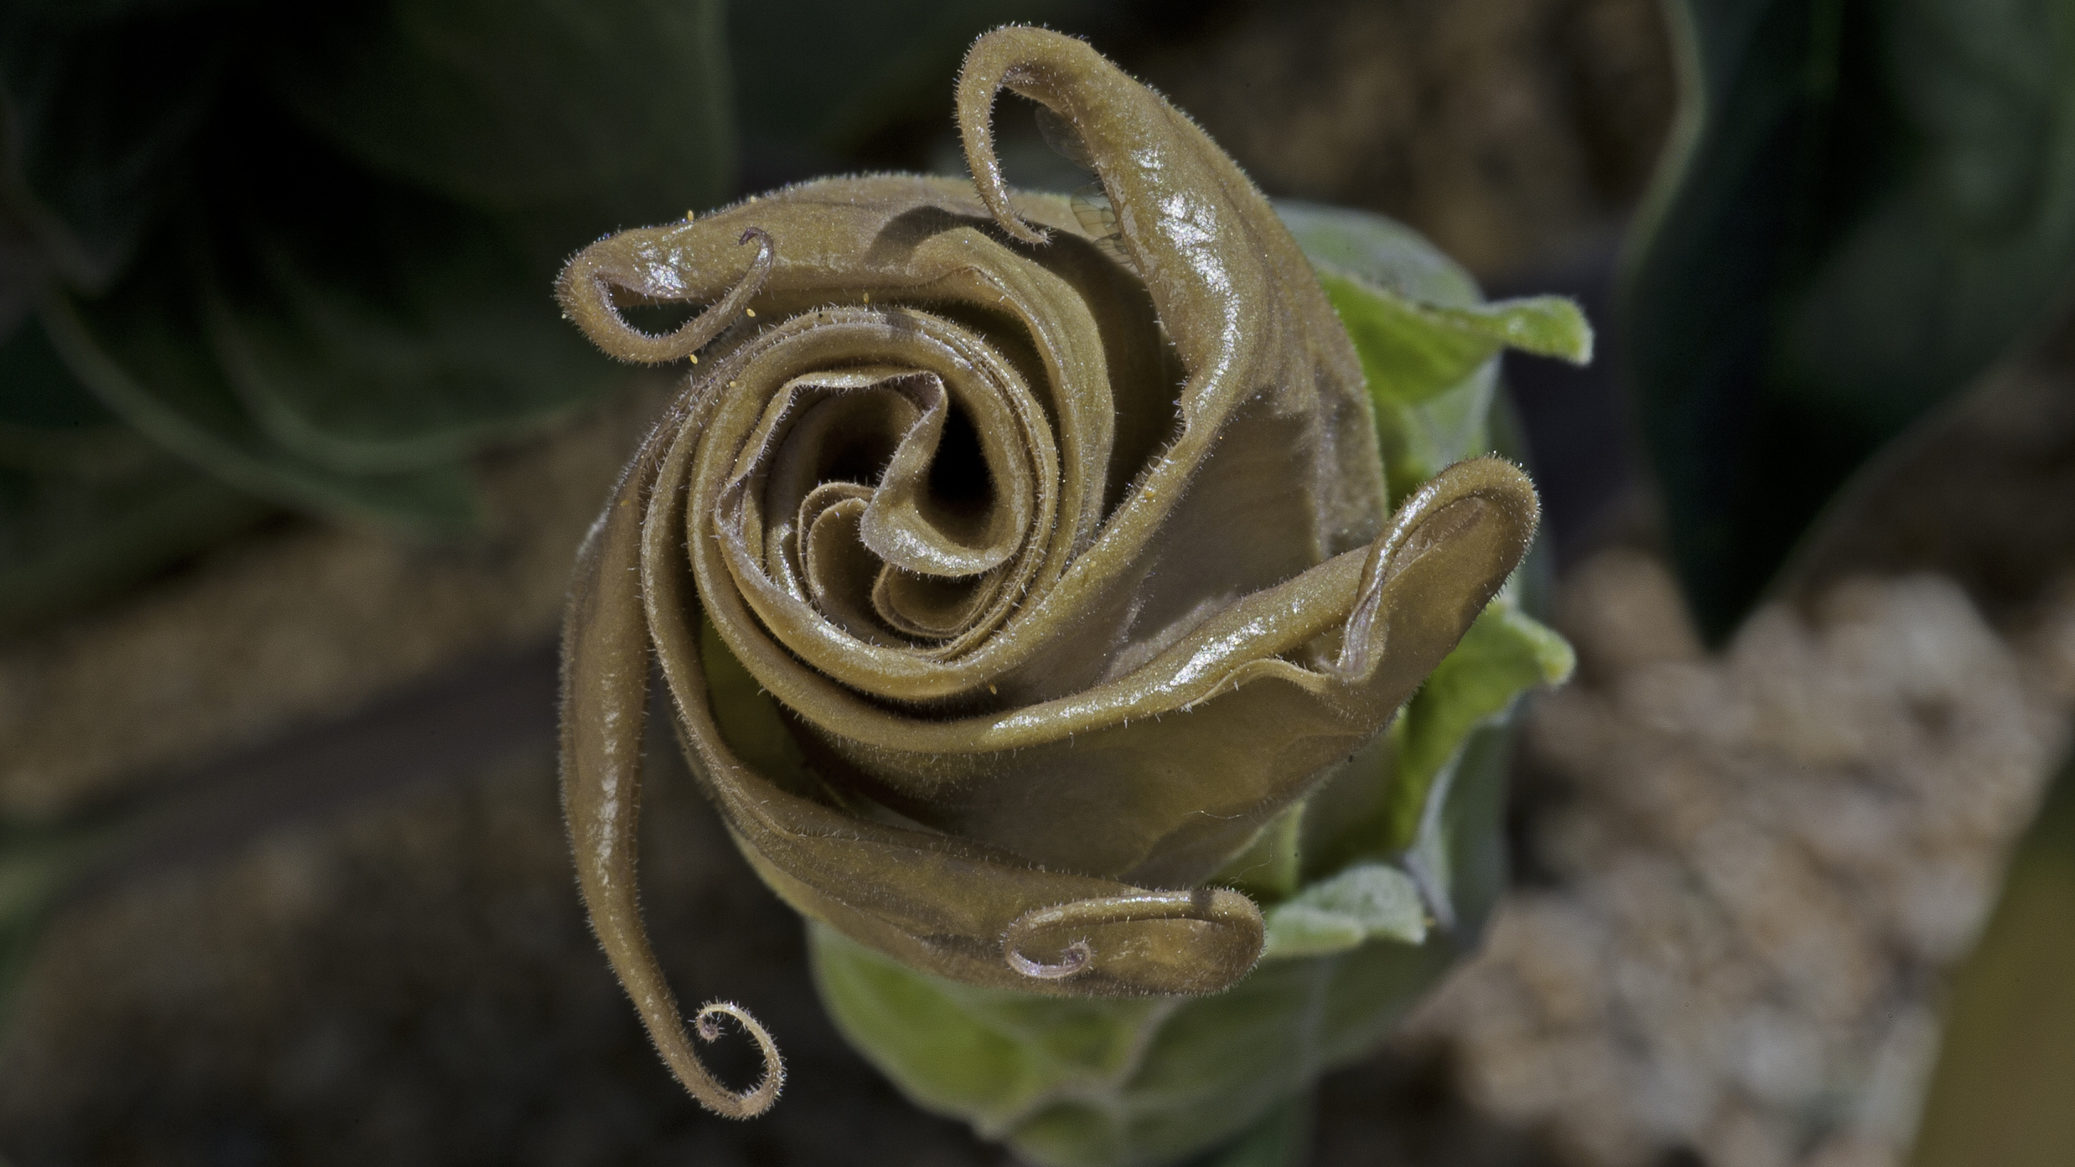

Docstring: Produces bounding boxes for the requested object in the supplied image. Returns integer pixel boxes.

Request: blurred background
[1,1,2071,1164]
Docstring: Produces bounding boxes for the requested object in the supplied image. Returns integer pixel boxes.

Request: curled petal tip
[687,1001,786,1119]
[555,217,776,365]
[955,29,1059,247]
[1002,890,1263,994]
[1006,937,1093,980]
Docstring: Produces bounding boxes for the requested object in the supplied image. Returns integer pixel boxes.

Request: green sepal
[1260,861,1427,959]
[1318,275,1590,406]
[1281,202,1591,505]
[812,914,1458,1167]
[1213,801,1306,904]
[1381,598,1575,857]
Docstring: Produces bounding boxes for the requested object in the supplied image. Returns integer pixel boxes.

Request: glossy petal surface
[555,26,1552,1120]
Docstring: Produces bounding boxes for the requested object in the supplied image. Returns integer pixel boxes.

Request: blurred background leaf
[728,0,1098,175]
[1189,1095,1313,1167]
[0,318,269,626]
[0,0,234,297]
[272,0,733,237]
[42,265,484,531]
[1622,0,2075,642]
[0,0,736,630]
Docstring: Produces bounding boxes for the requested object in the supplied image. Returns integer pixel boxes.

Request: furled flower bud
[555,25,1578,1149]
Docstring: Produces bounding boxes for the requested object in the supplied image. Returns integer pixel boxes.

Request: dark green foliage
[0,319,269,627]
[1623,0,2075,641]
[729,0,1099,159]
[0,0,734,628]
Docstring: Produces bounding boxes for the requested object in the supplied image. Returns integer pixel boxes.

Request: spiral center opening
[741,363,1031,649]
[922,401,994,544]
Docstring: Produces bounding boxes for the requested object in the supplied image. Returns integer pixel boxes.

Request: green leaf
[1280,202,1592,503]
[270,0,733,230]
[1320,272,1590,501]
[3,0,709,532]
[1428,295,1592,365]
[1624,0,2075,642]
[1261,861,1427,959]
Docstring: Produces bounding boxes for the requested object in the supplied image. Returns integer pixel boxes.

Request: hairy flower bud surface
[556,27,1582,1141]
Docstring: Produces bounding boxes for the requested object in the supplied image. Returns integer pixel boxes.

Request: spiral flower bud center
[703,307,1058,659]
